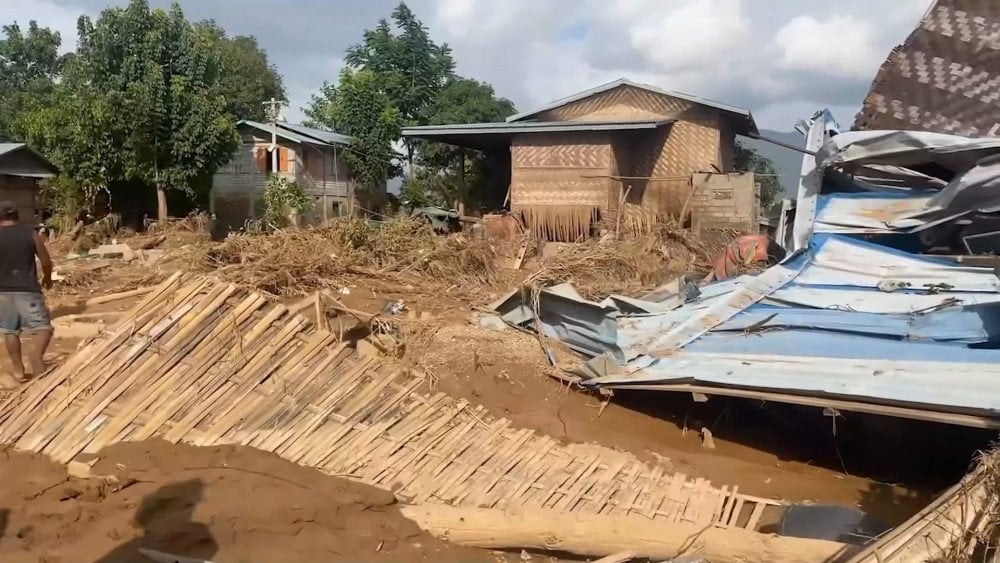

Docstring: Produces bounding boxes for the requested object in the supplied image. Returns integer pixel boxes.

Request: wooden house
[404,79,760,240]
[0,143,58,224]
[212,121,383,232]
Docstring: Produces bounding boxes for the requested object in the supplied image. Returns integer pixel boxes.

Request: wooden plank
[745,502,767,531]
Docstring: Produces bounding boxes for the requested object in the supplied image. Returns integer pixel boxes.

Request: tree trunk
[156,184,168,222]
[399,505,860,563]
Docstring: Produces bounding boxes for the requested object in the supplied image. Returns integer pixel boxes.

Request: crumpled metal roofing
[492,233,1000,427]
[799,122,1000,238]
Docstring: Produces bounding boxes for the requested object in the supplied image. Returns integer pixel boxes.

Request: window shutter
[278,147,289,172]
[254,147,266,172]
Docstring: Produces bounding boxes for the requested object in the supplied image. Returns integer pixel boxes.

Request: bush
[262,175,311,227]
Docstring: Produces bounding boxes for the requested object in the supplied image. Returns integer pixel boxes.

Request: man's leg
[0,294,23,387]
[27,328,52,377]
[19,293,52,377]
[2,334,24,386]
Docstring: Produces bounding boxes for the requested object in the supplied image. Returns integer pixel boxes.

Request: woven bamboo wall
[529,85,726,223]
[537,85,693,122]
[854,0,1000,136]
[510,133,612,241]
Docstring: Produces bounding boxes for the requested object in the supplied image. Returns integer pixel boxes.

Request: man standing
[0,201,53,388]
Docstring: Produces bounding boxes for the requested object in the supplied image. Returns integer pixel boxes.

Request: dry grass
[523,228,733,300]
[179,217,506,297]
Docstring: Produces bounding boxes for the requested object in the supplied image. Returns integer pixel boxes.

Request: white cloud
[0,0,85,52]
[775,15,881,78]
[623,0,750,73]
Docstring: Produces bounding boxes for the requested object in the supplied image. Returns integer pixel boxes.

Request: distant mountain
[738,129,806,201]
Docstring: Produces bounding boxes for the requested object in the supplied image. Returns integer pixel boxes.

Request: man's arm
[33,231,53,289]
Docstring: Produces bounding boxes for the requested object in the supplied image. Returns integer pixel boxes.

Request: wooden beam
[400,504,860,562]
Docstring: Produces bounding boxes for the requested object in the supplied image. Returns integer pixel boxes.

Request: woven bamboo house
[855,0,1000,136]
[404,79,759,240]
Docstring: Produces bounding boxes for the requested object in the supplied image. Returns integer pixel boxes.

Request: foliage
[415,77,515,205]
[262,174,311,227]
[734,142,781,211]
[195,20,286,121]
[0,21,65,140]
[17,0,239,221]
[38,175,88,231]
[344,2,455,164]
[304,69,401,188]
[399,173,435,207]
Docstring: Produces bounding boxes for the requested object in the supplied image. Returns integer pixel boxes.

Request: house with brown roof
[404,78,761,240]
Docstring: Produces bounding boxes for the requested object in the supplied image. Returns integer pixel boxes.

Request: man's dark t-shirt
[0,224,41,293]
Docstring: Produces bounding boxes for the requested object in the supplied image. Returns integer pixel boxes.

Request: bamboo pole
[400,505,859,562]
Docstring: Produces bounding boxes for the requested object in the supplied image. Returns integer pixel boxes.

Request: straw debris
[183,217,505,296]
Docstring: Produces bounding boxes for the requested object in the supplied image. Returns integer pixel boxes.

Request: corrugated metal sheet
[493,229,1000,426]
[0,143,57,177]
[277,122,352,146]
[0,143,25,157]
[404,120,671,136]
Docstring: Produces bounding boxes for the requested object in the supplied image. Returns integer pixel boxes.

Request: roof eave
[507,78,758,134]
[237,120,337,148]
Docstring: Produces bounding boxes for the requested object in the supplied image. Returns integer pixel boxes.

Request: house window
[254,146,290,174]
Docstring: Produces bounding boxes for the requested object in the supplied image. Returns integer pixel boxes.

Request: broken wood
[400,504,859,562]
[592,550,637,563]
[512,240,529,270]
[134,234,167,251]
[678,181,698,227]
[83,286,156,307]
[321,291,375,322]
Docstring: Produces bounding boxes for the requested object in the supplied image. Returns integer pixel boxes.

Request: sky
[1,0,933,132]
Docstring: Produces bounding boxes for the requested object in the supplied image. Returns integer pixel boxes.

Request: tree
[344,2,454,167]
[734,143,781,211]
[415,77,515,206]
[304,69,401,190]
[195,20,286,121]
[25,0,239,220]
[0,21,65,140]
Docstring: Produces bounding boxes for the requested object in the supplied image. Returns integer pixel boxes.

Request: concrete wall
[689,172,759,233]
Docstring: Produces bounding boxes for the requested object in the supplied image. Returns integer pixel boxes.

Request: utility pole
[263,98,282,172]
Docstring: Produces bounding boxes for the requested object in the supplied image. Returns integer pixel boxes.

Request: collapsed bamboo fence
[0,273,781,530]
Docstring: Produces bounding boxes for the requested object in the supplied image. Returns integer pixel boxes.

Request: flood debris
[494,113,1000,431]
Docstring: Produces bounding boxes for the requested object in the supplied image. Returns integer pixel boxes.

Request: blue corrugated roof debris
[493,112,1000,428]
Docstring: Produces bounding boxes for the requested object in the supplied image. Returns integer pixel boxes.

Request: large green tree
[195,20,286,121]
[0,21,65,140]
[410,77,515,206]
[304,69,401,190]
[735,143,781,211]
[23,0,238,220]
[344,2,454,167]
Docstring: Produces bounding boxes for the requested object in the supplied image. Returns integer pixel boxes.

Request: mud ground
[0,440,505,562]
[0,263,990,559]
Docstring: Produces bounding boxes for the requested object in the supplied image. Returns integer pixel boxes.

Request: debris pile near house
[495,114,1000,432]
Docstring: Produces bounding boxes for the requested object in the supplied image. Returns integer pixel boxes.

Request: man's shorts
[0,292,51,335]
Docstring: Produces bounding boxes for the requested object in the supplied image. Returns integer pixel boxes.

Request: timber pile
[0,273,780,530]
